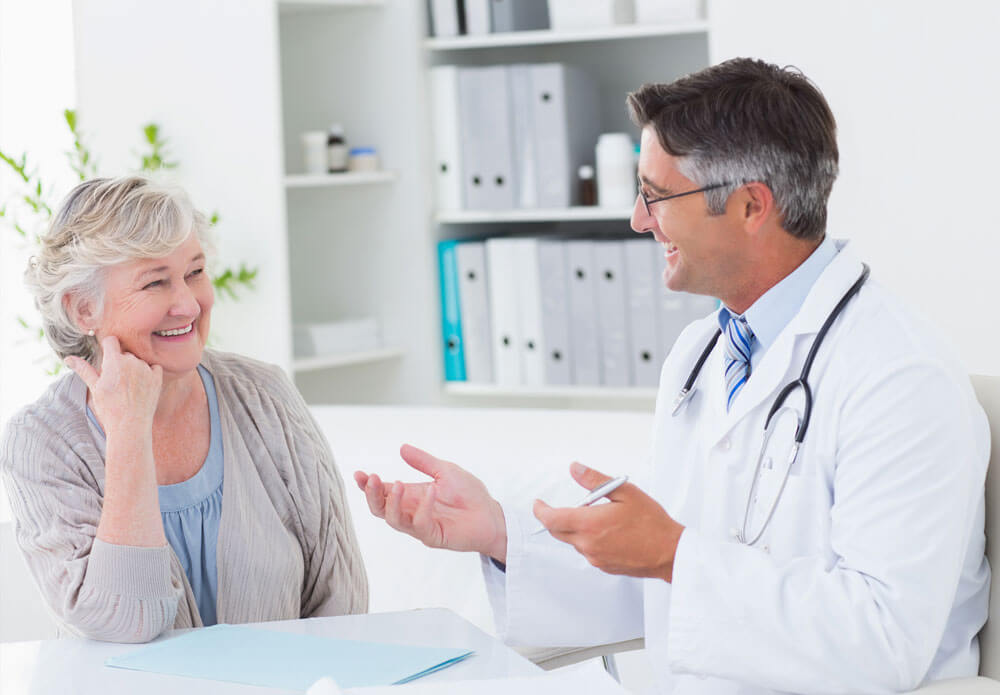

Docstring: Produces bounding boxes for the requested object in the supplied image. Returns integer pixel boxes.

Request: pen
[531,475,629,536]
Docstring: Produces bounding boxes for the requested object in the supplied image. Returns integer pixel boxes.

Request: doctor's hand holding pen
[355,447,686,582]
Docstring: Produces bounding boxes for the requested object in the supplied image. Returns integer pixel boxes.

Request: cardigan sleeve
[257,365,370,618]
[1,400,182,643]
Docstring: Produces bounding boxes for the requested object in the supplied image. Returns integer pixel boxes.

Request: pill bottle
[595,133,636,208]
[327,124,349,173]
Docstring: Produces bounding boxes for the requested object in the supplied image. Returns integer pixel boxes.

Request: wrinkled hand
[354,444,508,562]
[533,462,684,582]
[64,336,163,436]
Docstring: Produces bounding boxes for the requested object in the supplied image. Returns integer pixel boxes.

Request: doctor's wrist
[485,499,508,564]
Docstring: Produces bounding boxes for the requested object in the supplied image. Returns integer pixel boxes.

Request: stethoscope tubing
[672,263,871,546]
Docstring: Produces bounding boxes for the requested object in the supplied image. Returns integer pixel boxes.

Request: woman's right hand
[354,444,508,563]
[64,336,163,436]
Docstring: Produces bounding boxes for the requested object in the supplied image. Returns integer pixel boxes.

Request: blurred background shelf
[435,206,633,224]
[293,347,404,373]
[284,170,397,188]
[425,21,709,51]
[444,382,658,402]
[279,0,385,12]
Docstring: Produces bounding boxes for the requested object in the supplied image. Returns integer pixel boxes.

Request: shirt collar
[717,236,840,353]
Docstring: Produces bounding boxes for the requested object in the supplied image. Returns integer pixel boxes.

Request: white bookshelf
[425,21,709,51]
[284,170,397,189]
[278,0,384,12]
[436,206,633,224]
[293,347,404,373]
[444,382,657,402]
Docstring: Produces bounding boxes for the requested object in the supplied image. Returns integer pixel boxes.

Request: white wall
[0,0,73,640]
[709,0,1000,376]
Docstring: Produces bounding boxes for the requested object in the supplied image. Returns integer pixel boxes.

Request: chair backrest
[972,375,1000,677]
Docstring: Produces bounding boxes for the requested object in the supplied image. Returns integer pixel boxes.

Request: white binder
[508,65,538,209]
[624,239,661,387]
[565,239,601,386]
[536,239,573,385]
[489,0,550,32]
[429,0,460,37]
[529,64,601,208]
[485,238,522,385]
[593,240,631,387]
[514,238,546,386]
[429,66,464,212]
[458,66,516,210]
[658,284,689,357]
[456,241,493,383]
[464,0,491,35]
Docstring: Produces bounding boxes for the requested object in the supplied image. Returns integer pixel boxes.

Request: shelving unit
[284,170,397,189]
[278,0,385,12]
[425,13,710,410]
[445,382,657,402]
[425,21,709,51]
[293,347,404,373]
[436,206,632,224]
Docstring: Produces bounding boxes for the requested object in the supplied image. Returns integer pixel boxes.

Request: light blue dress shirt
[717,236,839,371]
[87,364,223,626]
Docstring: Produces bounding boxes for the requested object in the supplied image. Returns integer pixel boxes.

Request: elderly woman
[0,175,368,643]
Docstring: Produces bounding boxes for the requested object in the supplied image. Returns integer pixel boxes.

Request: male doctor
[355,58,990,694]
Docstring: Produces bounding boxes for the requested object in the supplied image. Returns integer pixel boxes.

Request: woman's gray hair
[627,58,839,241]
[25,175,213,365]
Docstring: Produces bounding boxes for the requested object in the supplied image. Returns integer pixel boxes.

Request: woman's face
[94,233,214,378]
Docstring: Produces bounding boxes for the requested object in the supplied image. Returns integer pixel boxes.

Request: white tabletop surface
[0,607,541,694]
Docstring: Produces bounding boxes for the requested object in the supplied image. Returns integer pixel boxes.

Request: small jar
[327,123,349,173]
[348,146,379,172]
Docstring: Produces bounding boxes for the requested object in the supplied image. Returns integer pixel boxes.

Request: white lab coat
[484,241,990,695]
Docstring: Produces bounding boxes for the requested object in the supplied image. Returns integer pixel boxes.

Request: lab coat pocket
[746,469,822,558]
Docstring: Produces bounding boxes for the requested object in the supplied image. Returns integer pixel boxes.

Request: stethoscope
[671,264,870,546]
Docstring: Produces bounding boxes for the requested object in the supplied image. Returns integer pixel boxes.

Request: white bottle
[595,133,636,208]
[301,131,328,175]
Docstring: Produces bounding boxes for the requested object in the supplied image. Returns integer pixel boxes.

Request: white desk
[1,608,541,694]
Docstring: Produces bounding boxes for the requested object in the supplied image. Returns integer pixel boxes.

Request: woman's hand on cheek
[65,336,163,436]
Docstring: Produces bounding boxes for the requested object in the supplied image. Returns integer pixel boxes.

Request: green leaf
[64,109,77,132]
[16,316,28,328]
[209,212,220,225]
[144,123,159,144]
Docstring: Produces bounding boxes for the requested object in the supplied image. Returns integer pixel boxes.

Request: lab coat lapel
[705,241,866,446]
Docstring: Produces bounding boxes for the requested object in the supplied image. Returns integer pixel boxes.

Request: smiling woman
[0,176,368,643]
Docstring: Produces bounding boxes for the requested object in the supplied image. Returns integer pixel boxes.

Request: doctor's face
[631,127,743,299]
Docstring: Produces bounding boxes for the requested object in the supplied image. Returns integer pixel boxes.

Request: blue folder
[105,624,473,690]
[438,239,467,381]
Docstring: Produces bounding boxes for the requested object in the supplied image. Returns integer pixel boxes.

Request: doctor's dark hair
[627,57,839,241]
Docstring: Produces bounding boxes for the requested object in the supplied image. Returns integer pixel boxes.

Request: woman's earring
[87,329,95,337]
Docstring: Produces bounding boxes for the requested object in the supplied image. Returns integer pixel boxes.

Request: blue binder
[438,240,466,381]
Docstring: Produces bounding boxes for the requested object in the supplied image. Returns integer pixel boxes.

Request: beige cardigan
[1,350,369,642]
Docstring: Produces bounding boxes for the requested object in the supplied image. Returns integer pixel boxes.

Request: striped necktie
[724,315,755,411]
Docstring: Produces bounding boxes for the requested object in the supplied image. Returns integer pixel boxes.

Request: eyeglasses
[637,178,731,216]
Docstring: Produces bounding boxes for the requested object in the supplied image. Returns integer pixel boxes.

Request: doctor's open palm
[354,444,508,562]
